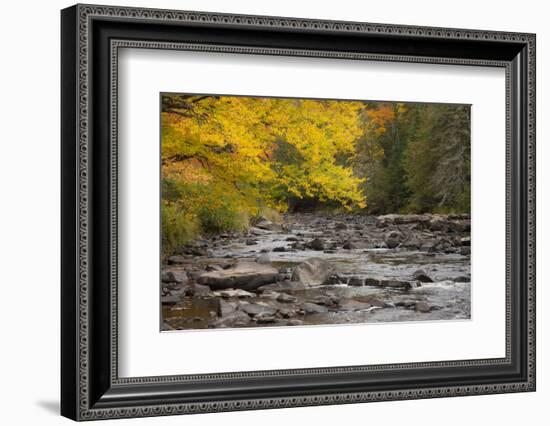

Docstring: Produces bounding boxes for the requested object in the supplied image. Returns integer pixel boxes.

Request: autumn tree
[161,94,367,253]
[160,93,471,255]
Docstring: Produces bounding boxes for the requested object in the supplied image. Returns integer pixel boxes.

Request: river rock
[342,241,357,250]
[198,261,279,290]
[459,246,471,256]
[428,218,448,232]
[325,273,346,285]
[255,313,278,324]
[211,311,251,328]
[415,301,431,313]
[301,302,329,314]
[217,299,239,317]
[384,230,404,249]
[240,302,278,317]
[348,276,364,287]
[255,219,282,231]
[249,226,272,235]
[167,255,186,265]
[449,221,470,233]
[214,289,255,299]
[192,283,213,297]
[308,295,335,306]
[334,222,348,230]
[276,293,297,303]
[460,236,471,246]
[182,246,208,256]
[364,277,381,287]
[206,264,223,272]
[413,269,434,283]
[401,238,421,249]
[306,237,325,251]
[161,270,188,284]
[291,258,334,286]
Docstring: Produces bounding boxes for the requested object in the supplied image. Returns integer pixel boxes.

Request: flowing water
[163,214,471,329]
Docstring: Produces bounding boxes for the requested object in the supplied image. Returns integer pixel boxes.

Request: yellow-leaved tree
[161,94,367,253]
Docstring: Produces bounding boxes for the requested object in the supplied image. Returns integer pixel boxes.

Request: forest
[161,93,470,256]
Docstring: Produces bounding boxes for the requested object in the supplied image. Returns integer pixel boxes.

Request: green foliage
[197,198,249,235]
[161,203,199,255]
[403,104,470,213]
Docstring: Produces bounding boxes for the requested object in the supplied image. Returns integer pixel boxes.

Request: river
[162,213,471,330]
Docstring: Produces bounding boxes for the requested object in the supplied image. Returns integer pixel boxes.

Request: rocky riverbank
[161,213,471,330]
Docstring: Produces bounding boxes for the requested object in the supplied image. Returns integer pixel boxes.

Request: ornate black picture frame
[61,4,536,421]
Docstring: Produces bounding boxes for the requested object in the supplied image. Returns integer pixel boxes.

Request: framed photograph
[61,4,536,421]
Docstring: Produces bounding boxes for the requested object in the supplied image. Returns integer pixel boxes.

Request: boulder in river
[161,270,188,284]
[348,276,364,287]
[413,269,434,283]
[291,258,334,286]
[415,301,431,313]
[384,230,404,249]
[167,255,186,265]
[300,302,329,314]
[240,302,278,317]
[428,218,448,232]
[211,311,251,328]
[306,237,325,251]
[276,293,298,303]
[364,277,382,287]
[198,261,279,290]
[255,219,282,231]
[459,246,471,256]
[217,299,239,317]
[342,241,357,250]
[192,283,213,297]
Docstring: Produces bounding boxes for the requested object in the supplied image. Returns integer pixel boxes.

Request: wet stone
[415,302,431,313]
[413,269,434,283]
[348,276,364,287]
[240,303,278,317]
[167,255,186,265]
[301,302,329,314]
[277,293,297,303]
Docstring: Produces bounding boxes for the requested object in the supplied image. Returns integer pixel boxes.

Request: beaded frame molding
[61,3,536,421]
